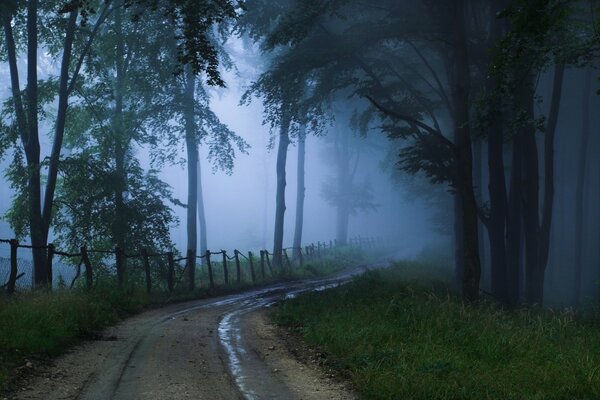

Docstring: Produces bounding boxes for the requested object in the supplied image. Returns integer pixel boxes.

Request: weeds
[274,261,600,400]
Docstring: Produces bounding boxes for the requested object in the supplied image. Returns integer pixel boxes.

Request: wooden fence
[0,236,387,295]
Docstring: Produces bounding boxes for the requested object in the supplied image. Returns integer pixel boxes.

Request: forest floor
[3,255,397,400]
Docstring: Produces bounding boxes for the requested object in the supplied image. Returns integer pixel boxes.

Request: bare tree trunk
[473,138,486,283]
[506,134,523,306]
[184,68,198,287]
[292,126,306,261]
[112,6,127,252]
[573,69,592,307]
[25,0,47,287]
[197,158,208,265]
[453,194,464,289]
[273,116,290,267]
[334,128,351,246]
[452,0,481,302]
[522,64,564,305]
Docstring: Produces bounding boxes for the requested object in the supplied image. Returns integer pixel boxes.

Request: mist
[0,0,598,309]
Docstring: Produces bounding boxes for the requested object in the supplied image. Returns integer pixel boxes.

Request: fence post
[248,251,256,284]
[187,249,195,290]
[46,243,55,287]
[222,250,229,285]
[283,249,291,269]
[7,239,18,294]
[265,251,272,276]
[81,246,93,290]
[115,247,124,286]
[142,249,152,294]
[298,247,304,266]
[167,252,174,292]
[234,250,241,284]
[206,250,214,288]
[260,250,266,279]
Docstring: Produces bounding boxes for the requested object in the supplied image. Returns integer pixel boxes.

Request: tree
[0,0,244,287]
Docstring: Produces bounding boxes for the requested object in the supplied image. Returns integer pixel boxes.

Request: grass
[0,246,368,391]
[273,260,600,400]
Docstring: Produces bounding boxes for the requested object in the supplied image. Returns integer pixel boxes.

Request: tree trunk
[453,194,464,289]
[473,138,486,282]
[197,158,208,265]
[482,0,510,303]
[25,0,47,287]
[573,69,592,307]
[184,68,198,286]
[522,64,564,305]
[487,114,509,303]
[273,116,290,267]
[452,0,481,302]
[335,127,351,246]
[292,126,306,261]
[112,6,127,252]
[506,133,523,306]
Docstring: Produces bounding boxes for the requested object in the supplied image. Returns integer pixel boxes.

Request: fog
[1,0,599,309]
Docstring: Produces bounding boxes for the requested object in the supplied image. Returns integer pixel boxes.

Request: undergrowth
[274,260,600,400]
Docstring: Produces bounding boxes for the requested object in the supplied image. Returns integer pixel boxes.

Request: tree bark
[292,126,306,261]
[451,0,481,302]
[273,115,290,267]
[184,68,198,287]
[197,158,208,265]
[334,127,351,246]
[573,69,592,307]
[453,194,464,289]
[112,6,127,252]
[506,132,523,306]
[522,64,564,305]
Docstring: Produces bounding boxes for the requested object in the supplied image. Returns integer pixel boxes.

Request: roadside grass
[0,246,369,390]
[273,260,600,400]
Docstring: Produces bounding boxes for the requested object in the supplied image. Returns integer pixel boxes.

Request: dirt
[4,296,356,400]
[242,310,356,400]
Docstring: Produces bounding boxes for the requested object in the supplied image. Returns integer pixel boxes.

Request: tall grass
[274,261,600,400]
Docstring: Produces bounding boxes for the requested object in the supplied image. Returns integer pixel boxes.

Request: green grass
[0,247,367,391]
[273,261,600,400]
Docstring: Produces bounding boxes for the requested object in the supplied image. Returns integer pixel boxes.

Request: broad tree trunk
[112,6,127,252]
[487,114,509,303]
[484,0,509,304]
[522,64,564,305]
[3,3,79,287]
[506,134,523,306]
[452,0,481,302]
[197,159,208,264]
[334,128,351,246]
[273,116,290,267]
[292,126,306,261]
[184,68,198,286]
[24,0,47,287]
[453,194,464,288]
[473,139,486,282]
[573,69,592,307]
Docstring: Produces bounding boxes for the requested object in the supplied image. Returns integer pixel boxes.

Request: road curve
[11,256,396,400]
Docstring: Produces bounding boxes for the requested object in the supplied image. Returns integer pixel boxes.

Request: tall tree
[573,69,593,306]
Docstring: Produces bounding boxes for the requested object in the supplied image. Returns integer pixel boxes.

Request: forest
[1,0,598,306]
[1,0,600,398]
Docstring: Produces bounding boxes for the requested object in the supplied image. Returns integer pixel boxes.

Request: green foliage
[274,261,600,400]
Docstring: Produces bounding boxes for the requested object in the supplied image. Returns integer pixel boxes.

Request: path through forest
[8,256,398,400]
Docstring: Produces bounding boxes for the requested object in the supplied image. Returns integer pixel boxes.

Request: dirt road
[8,258,394,400]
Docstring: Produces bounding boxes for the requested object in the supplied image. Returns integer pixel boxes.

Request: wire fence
[0,236,389,295]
